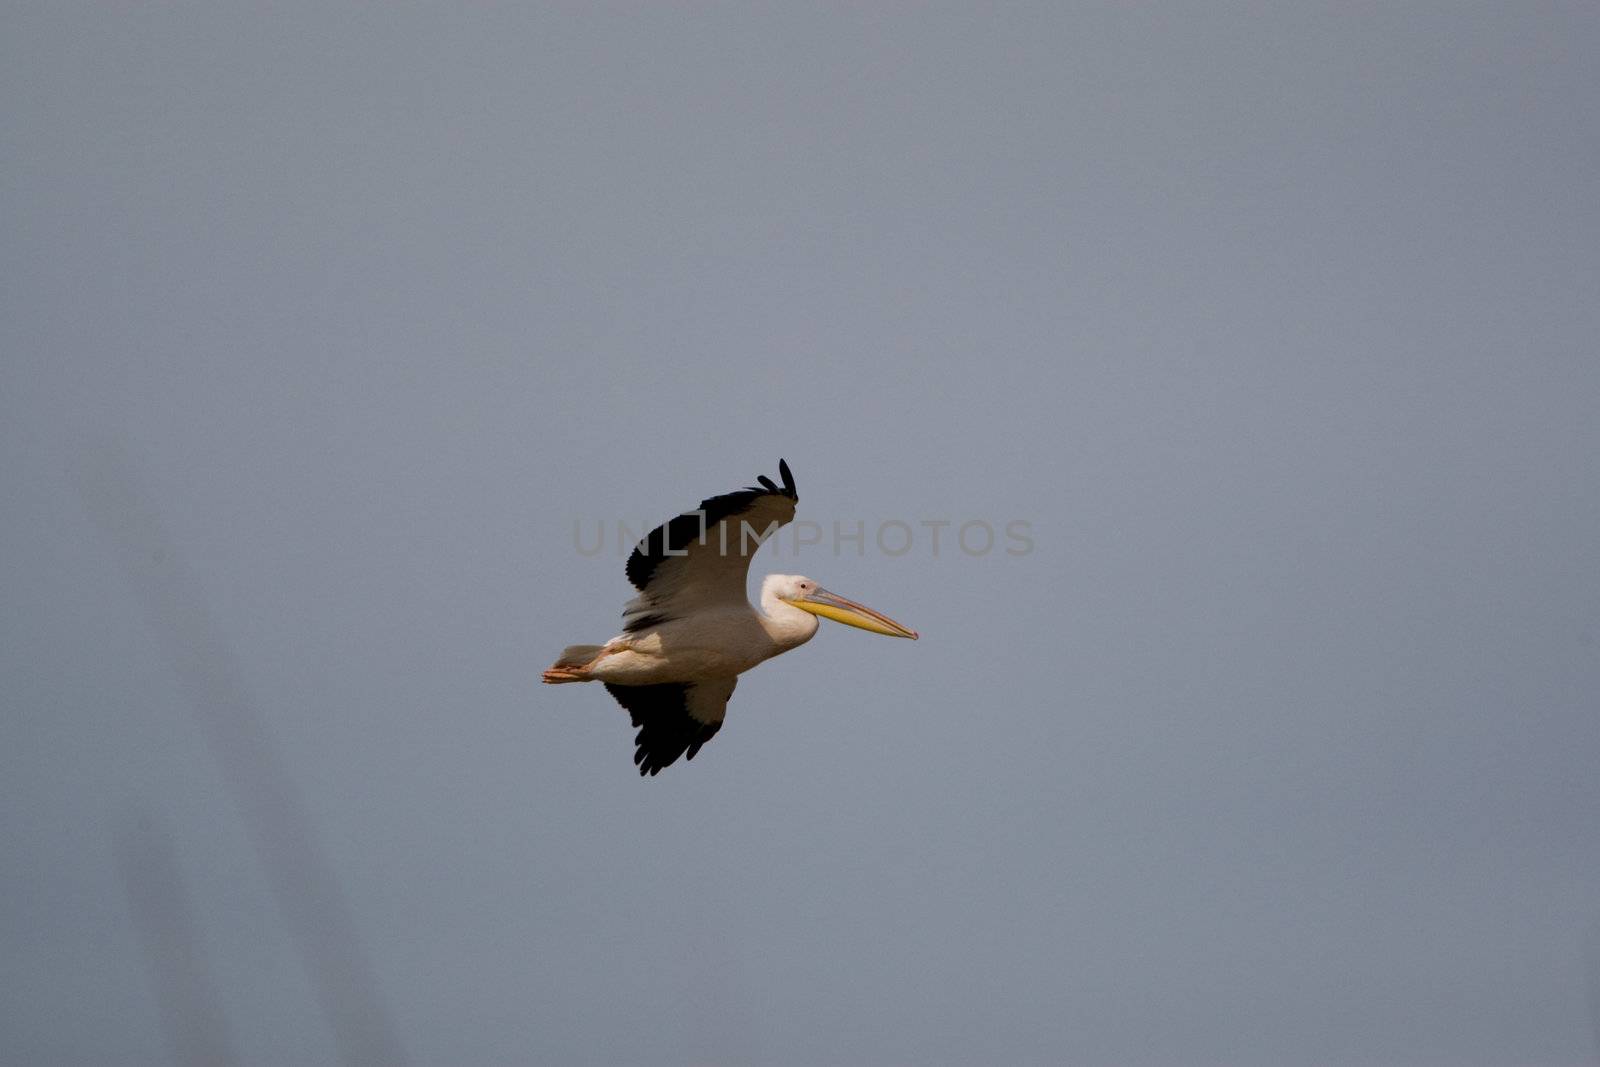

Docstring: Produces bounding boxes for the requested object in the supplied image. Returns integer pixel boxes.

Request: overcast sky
[4,4,1599,1065]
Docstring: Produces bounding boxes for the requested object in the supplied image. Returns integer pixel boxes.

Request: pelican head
[773,575,918,639]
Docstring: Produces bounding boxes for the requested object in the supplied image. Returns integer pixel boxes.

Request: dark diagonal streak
[77,443,408,1067]
[117,810,238,1067]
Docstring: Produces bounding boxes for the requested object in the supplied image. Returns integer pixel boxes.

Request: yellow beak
[785,587,919,639]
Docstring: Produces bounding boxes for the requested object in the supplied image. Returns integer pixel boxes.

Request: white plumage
[544,460,916,775]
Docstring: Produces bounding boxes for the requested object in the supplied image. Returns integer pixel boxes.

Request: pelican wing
[605,676,737,776]
[622,459,797,630]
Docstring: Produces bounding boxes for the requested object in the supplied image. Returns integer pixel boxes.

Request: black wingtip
[750,459,797,501]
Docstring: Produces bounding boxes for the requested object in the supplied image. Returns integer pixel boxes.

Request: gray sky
[4,4,1599,1064]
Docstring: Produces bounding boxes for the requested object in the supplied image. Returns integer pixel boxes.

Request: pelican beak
[786,587,919,639]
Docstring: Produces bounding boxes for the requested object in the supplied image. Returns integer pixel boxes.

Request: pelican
[544,459,917,775]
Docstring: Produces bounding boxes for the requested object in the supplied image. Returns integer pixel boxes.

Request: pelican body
[544,460,917,775]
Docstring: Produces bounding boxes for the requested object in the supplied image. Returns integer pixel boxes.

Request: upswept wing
[622,459,797,631]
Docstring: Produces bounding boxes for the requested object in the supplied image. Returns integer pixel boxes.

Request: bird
[544,459,918,775]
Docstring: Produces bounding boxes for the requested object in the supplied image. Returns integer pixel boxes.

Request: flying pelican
[544,459,918,775]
